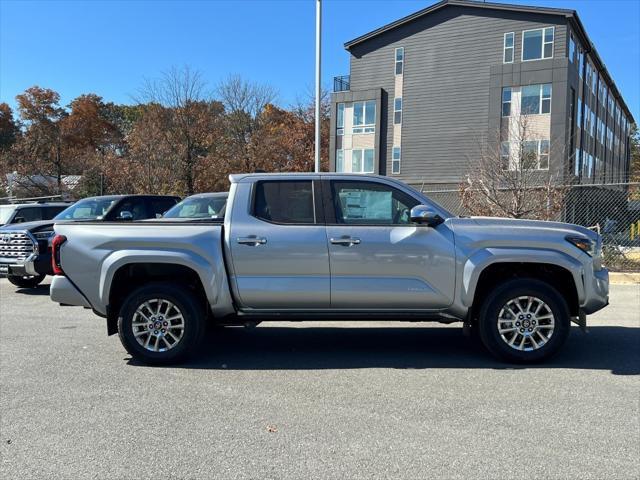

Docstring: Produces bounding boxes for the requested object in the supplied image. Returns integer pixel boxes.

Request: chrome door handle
[330,236,361,246]
[237,236,267,246]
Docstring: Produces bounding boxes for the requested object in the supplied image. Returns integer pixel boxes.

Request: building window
[591,68,597,95]
[500,142,510,170]
[394,97,402,125]
[352,101,375,134]
[352,148,375,173]
[395,47,404,75]
[336,149,344,172]
[578,49,584,77]
[392,146,401,174]
[522,27,554,61]
[574,148,581,176]
[569,33,576,63]
[336,103,344,135]
[502,87,512,117]
[521,84,551,115]
[521,140,550,170]
[503,32,514,63]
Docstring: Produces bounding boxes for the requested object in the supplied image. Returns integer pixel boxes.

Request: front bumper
[50,275,92,308]
[0,252,52,277]
[581,267,609,315]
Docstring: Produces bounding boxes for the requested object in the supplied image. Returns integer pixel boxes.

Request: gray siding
[348,5,567,185]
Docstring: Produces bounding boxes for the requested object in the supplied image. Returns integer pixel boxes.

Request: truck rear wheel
[478,278,570,363]
[117,283,205,365]
[7,274,45,288]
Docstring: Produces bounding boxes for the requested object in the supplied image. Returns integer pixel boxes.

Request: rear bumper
[50,275,91,308]
[581,267,609,315]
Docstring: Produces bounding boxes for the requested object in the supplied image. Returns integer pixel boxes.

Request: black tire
[478,278,570,363]
[7,274,46,288]
[117,283,205,365]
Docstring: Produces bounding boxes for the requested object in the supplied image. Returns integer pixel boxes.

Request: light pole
[314,0,322,173]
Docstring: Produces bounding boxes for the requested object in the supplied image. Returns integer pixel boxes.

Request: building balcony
[333,75,350,92]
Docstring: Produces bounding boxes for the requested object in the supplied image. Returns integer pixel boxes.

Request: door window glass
[112,199,148,220]
[14,207,42,222]
[253,181,315,224]
[331,181,419,225]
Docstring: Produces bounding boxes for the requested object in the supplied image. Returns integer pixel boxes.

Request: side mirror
[156,213,162,218]
[14,217,25,223]
[410,205,444,227]
[118,211,133,221]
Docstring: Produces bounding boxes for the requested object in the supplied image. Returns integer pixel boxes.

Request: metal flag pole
[314,0,322,172]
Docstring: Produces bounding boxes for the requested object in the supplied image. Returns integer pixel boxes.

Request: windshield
[0,205,18,224]
[54,197,119,220]
[163,195,227,219]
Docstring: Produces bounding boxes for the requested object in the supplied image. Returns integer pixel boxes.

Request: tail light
[51,234,67,275]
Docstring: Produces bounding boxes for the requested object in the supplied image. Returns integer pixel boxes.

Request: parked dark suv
[0,194,179,288]
[0,202,70,227]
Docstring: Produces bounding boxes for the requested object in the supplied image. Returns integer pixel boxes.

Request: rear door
[324,178,456,310]
[227,179,329,309]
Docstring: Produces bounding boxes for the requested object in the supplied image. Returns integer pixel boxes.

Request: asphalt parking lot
[0,278,638,479]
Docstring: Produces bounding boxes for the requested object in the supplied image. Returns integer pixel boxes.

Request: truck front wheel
[478,278,570,363]
[7,274,45,288]
[117,283,205,365]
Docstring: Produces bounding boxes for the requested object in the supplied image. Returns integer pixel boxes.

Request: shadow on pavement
[14,284,50,296]
[128,325,640,375]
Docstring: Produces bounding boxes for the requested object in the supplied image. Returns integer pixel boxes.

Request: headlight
[566,235,597,256]
[35,231,55,241]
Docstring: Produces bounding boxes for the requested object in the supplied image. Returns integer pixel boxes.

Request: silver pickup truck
[50,173,609,365]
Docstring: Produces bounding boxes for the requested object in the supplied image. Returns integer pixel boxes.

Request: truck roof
[229,172,392,183]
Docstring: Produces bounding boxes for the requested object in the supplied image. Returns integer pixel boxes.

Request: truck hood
[448,216,599,257]
[0,220,54,233]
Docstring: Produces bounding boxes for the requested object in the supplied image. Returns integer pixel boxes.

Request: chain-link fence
[420,182,640,272]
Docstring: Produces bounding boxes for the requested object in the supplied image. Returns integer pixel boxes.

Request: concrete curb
[609,272,640,284]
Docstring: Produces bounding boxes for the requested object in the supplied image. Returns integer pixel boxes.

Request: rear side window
[44,206,67,219]
[253,181,315,224]
[149,198,178,217]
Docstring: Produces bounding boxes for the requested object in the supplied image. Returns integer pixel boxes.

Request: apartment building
[329,0,635,189]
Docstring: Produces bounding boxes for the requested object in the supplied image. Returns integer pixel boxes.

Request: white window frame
[393,97,402,125]
[392,146,401,174]
[336,149,344,172]
[336,103,344,136]
[503,32,514,64]
[395,47,404,76]
[521,84,552,115]
[351,148,375,174]
[521,26,554,62]
[520,139,550,170]
[352,101,376,134]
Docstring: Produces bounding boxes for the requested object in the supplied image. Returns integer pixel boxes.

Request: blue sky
[1,0,638,120]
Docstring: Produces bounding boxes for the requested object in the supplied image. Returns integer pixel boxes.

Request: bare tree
[137,66,223,195]
[460,115,570,220]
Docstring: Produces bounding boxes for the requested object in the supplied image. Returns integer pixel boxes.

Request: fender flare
[459,247,585,308]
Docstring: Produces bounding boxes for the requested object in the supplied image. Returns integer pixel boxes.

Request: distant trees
[0,67,330,199]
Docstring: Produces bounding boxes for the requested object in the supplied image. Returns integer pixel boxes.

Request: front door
[325,179,456,310]
[228,179,330,310]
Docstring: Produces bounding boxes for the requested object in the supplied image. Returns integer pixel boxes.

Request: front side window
[392,146,401,174]
[351,149,375,173]
[336,103,344,135]
[395,47,404,75]
[522,27,554,61]
[253,181,315,224]
[112,199,148,220]
[503,32,514,63]
[14,207,42,223]
[55,197,119,221]
[336,150,345,172]
[521,84,551,115]
[331,181,419,225]
[352,101,375,133]
[502,87,512,117]
[394,97,402,125]
[521,139,549,170]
